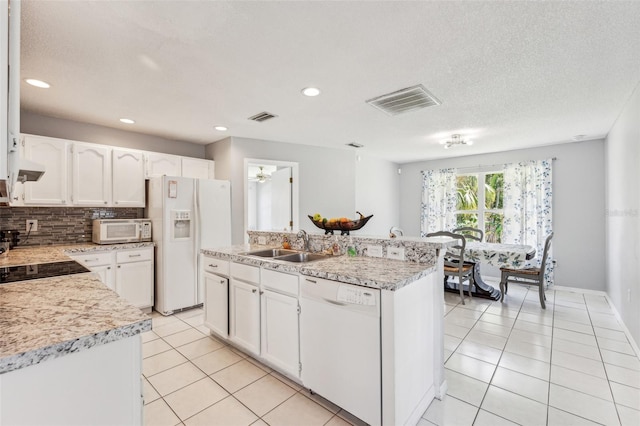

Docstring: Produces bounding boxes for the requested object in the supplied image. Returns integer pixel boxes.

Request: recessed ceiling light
[214,126,228,131]
[119,118,135,124]
[302,87,321,97]
[25,79,50,88]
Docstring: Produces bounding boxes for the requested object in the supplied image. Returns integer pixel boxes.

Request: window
[455,171,504,242]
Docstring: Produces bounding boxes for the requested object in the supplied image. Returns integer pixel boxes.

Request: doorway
[244,159,299,239]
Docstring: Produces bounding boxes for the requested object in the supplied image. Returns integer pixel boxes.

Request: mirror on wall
[244,159,299,235]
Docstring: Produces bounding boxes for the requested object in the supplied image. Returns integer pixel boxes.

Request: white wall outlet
[26,219,38,232]
[387,247,405,261]
[258,236,267,245]
[366,245,383,258]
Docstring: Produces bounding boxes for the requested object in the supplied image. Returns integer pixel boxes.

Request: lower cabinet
[69,246,154,310]
[229,277,261,355]
[260,289,300,378]
[204,271,229,337]
[203,261,301,379]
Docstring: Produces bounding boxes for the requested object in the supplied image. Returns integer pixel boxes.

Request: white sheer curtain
[421,168,457,236]
[502,159,554,284]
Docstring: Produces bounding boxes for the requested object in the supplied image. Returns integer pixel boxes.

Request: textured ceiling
[19,1,640,163]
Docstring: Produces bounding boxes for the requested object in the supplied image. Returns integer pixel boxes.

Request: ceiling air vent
[366,84,441,116]
[248,111,278,122]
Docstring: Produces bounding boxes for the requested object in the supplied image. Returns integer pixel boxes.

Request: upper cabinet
[15,133,213,207]
[72,142,111,206]
[112,149,145,207]
[145,152,182,178]
[181,157,215,179]
[22,134,70,205]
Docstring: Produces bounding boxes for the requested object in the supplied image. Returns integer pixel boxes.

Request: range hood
[13,156,46,183]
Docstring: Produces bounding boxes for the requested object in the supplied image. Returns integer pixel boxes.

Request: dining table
[444,241,536,300]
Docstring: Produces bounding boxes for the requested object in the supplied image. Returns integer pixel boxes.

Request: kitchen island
[201,232,452,426]
[0,245,151,426]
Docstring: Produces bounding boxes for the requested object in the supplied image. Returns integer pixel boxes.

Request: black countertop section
[0,261,90,284]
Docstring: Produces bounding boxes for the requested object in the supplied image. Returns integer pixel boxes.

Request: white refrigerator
[147,176,231,315]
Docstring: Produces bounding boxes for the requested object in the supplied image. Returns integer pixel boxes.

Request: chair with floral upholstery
[499,232,554,309]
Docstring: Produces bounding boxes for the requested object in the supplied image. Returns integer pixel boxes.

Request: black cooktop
[0,261,91,284]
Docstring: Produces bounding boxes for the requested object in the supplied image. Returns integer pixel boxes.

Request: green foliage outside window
[455,173,504,243]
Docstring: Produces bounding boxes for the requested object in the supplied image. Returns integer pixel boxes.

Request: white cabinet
[261,288,300,377]
[68,246,153,310]
[22,134,70,205]
[181,157,215,179]
[72,142,111,206]
[229,263,261,355]
[71,251,115,290]
[19,134,146,207]
[145,152,182,178]
[115,248,154,310]
[203,256,230,338]
[260,269,300,377]
[112,148,145,207]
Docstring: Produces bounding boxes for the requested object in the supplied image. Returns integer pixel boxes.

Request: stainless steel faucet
[297,229,310,251]
[389,226,404,238]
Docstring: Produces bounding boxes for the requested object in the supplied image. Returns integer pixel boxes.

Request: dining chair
[427,231,474,305]
[452,227,484,242]
[499,232,554,309]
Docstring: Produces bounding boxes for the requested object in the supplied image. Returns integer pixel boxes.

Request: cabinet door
[72,143,111,206]
[145,152,181,178]
[93,264,115,291]
[261,289,300,378]
[181,157,214,179]
[116,261,153,309]
[204,272,228,338]
[112,149,145,207]
[229,278,260,355]
[22,135,69,205]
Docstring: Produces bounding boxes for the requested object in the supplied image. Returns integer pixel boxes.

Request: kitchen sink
[241,248,299,257]
[275,252,329,263]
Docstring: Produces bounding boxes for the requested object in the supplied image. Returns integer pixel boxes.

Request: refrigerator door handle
[193,179,201,305]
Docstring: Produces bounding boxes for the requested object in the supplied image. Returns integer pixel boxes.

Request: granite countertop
[0,243,153,375]
[0,242,154,268]
[202,244,439,291]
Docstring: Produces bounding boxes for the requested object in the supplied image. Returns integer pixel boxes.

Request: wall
[605,82,640,346]
[0,206,143,246]
[355,155,401,237]
[207,137,356,244]
[398,139,606,291]
[21,111,206,158]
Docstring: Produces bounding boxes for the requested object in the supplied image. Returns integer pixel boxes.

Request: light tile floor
[424,281,640,426]
[142,281,640,426]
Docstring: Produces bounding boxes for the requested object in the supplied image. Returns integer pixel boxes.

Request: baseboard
[551,285,640,358]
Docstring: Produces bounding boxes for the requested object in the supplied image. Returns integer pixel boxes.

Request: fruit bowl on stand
[308,212,373,235]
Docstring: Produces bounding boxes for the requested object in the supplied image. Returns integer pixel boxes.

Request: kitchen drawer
[203,256,229,276]
[71,251,113,267]
[261,269,298,297]
[116,248,153,264]
[230,262,259,284]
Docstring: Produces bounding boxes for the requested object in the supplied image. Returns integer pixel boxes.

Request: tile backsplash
[0,207,144,246]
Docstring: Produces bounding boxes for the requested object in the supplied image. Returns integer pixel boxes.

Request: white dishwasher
[300,276,381,426]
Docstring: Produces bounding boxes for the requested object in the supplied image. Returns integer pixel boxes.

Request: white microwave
[92,219,152,244]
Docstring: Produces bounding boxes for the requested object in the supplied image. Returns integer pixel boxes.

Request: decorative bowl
[308,212,373,235]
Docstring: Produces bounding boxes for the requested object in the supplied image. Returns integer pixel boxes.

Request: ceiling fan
[249,166,271,183]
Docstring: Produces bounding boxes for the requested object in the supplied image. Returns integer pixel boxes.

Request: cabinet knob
[209,264,218,268]
[104,201,107,204]
[259,290,264,295]
[115,201,118,204]
[252,288,257,293]
[118,265,121,268]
